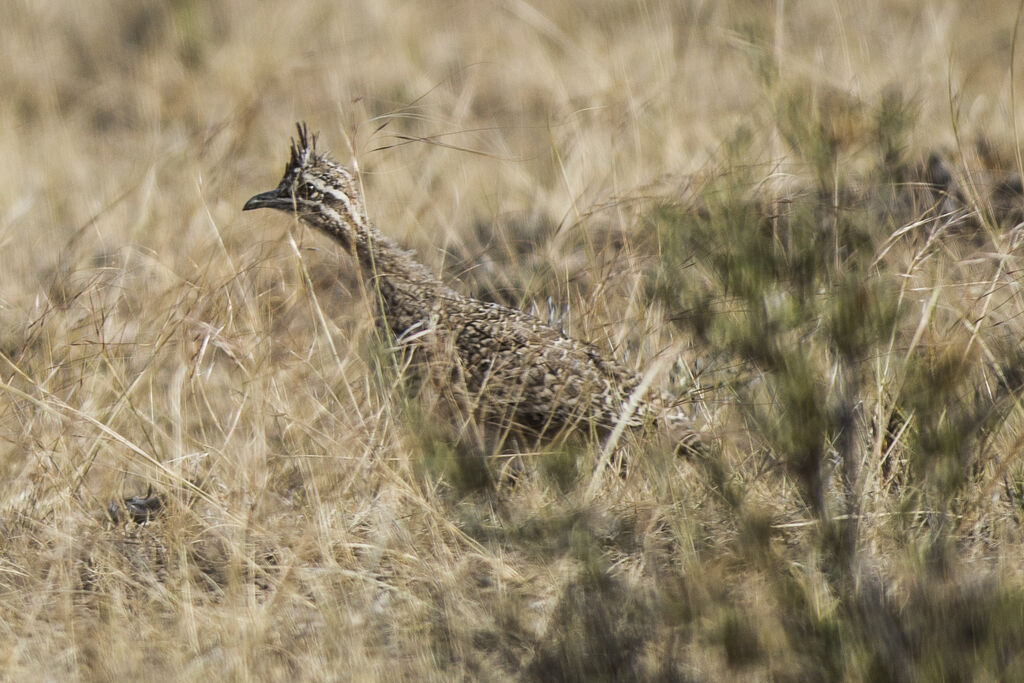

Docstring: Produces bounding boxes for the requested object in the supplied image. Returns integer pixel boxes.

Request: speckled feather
[244,123,697,446]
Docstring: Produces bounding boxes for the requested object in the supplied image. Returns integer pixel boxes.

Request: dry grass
[2,0,1024,679]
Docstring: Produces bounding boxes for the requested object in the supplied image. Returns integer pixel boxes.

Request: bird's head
[243,123,366,249]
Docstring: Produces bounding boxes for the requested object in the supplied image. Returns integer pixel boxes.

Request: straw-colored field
[3,1,1024,679]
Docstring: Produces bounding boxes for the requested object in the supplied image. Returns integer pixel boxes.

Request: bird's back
[429,293,651,439]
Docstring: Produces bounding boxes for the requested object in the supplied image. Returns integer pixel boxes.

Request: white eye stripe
[319,205,344,224]
[303,177,352,203]
[313,194,363,230]
[321,186,349,203]
[325,186,361,224]
[296,171,367,229]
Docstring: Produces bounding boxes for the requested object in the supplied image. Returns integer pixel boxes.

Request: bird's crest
[289,122,319,170]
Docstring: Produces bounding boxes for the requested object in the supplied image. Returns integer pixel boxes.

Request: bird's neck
[303,209,446,294]
[352,226,442,290]
[349,221,456,340]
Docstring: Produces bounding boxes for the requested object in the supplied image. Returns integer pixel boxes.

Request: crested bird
[244,123,699,452]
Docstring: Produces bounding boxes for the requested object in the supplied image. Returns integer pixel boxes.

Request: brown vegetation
[1,1,1023,679]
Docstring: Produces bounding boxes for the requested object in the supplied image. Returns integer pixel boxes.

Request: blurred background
[3,0,1017,294]
[2,1,1023,679]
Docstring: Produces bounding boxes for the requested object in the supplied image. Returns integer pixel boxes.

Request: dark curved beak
[243,190,286,211]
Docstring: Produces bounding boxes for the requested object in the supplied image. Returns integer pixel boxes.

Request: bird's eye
[293,181,321,200]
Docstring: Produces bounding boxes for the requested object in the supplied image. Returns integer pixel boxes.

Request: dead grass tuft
[2,0,1024,679]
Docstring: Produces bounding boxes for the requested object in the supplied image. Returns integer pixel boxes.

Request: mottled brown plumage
[244,123,698,449]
